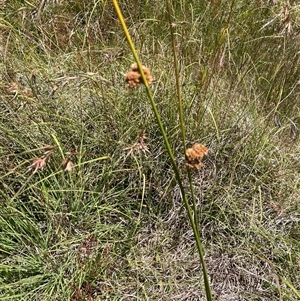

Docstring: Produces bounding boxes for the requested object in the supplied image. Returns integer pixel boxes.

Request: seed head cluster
[185,143,208,170]
[125,63,153,87]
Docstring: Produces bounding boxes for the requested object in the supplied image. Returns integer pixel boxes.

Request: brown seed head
[125,63,153,87]
[185,143,208,170]
[125,71,141,88]
[28,157,47,174]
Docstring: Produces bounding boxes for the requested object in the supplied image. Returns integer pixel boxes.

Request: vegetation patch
[0,0,299,300]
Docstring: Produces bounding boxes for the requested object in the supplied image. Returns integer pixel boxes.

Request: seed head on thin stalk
[125,63,153,87]
[123,130,150,158]
[28,150,54,174]
[185,143,208,170]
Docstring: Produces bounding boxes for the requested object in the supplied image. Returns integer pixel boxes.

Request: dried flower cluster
[125,63,153,87]
[27,149,54,174]
[7,82,33,97]
[185,143,208,170]
[124,130,150,157]
[280,4,293,34]
[77,235,98,263]
[28,157,47,174]
[61,157,74,172]
[27,146,77,175]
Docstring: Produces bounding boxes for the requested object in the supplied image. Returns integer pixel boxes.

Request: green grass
[0,0,300,300]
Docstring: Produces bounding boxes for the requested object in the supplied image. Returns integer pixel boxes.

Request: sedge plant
[111,0,213,300]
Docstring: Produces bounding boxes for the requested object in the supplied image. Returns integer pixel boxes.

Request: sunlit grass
[0,1,299,300]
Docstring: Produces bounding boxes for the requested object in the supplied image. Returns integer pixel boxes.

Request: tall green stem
[166,1,212,300]
[111,1,212,300]
[166,0,186,149]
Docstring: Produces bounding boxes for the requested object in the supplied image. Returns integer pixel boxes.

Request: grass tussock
[0,0,300,300]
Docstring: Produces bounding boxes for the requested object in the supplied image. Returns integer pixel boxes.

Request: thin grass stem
[166,0,186,149]
[166,1,212,300]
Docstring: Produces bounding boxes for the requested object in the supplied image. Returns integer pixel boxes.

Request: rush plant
[112,0,212,300]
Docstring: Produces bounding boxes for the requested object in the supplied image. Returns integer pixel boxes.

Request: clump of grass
[0,1,299,300]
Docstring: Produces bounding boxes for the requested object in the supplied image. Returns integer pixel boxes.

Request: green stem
[166,0,186,149]
[166,1,212,300]
[111,1,212,300]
